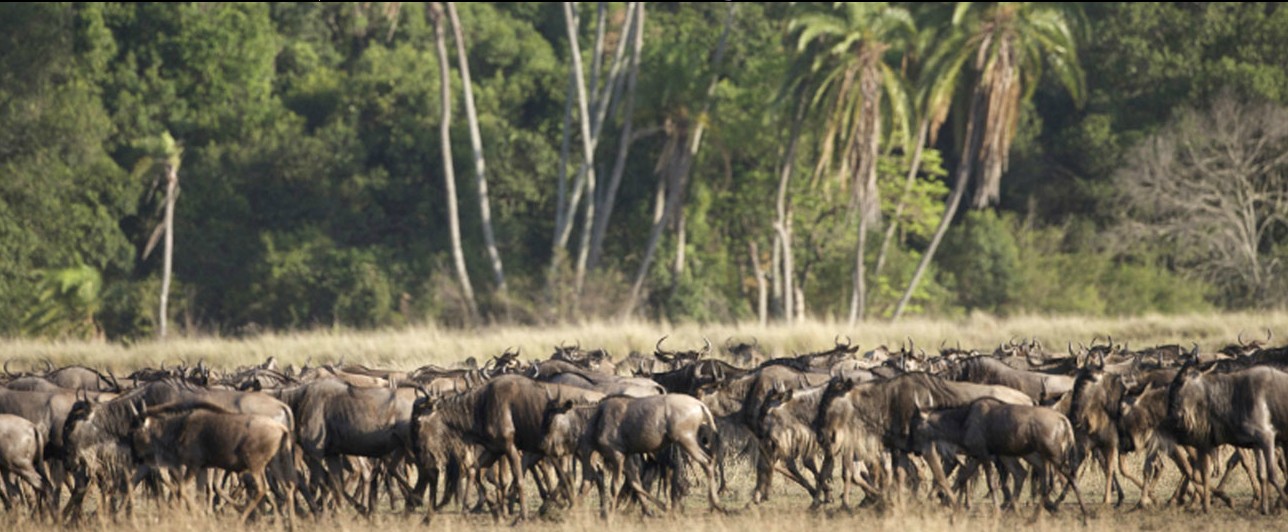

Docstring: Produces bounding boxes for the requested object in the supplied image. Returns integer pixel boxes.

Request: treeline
[2,3,1287,340]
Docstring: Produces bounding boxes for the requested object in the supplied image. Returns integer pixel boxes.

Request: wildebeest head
[653,336,711,370]
[1165,362,1216,440]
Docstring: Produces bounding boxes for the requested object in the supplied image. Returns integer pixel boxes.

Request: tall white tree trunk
[432,2,478,321]
[446,3,507,301]
[621,4,736,318]
[587,3,645,272]
[159,161,177,339]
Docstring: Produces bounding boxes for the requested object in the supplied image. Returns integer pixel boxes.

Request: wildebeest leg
[922,446,957,510]
[1054,461,1089,525]
[1197,450,1213,512]
[599,452,621,517]
[502,443,527,521]
[1101,447,1118,505]
[999,456,1027,510]
[982,458,1002,513]
[751,448,773,503]
[324,455,366,513]
[675,433,725,514]
[240,472,269,525]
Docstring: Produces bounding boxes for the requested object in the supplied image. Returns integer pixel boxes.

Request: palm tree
[786,2,914,324]
[892,2,1085,319]
[137,131,183,338]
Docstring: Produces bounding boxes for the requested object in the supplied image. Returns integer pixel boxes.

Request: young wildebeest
[409,375,605,521]
[909,397,1088,522]
[548,394,724,516]
[132,401,296,526]
[0,414,50,516]
[1166,363,1288,513]
[813,373,1034,504]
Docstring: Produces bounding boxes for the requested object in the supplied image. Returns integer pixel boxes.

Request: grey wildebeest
[812,373,1033,505]
[939,355,1073,405]
[61,378,298,520]
[0,414,51,516]
[408,375,604,521]
[132,401,296,526]
[546,393,723,516]
[1166,363,1288,513]
[267,378,415,515]
[908,397,1088,521]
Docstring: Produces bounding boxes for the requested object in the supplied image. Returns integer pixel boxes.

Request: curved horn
[701,337,712,356]
[1238,330,1247,346]
[3,360,15,379]
[656,335,670,354]
[1190,342,1200,358]
[42,358,54,374]
[1267,327,1274,344]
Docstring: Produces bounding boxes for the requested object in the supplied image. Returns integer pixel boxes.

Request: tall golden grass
[2,313,1282,530]
[3,311,1286,370]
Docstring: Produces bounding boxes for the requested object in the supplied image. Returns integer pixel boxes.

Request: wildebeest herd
[2,332,1288,526]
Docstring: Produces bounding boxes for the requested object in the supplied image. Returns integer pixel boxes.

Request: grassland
[5,311,1288,371]
[4,312,1288,530]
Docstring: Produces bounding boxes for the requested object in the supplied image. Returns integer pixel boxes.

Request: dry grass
[3,311,1287,371]
[4,312,1288,529]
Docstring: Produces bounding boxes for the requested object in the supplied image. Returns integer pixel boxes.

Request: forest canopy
[2,2,1286,340]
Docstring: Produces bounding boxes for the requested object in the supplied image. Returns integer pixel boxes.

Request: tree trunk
[892,87,987,320]
[848,212,869,326]
[873,118,930,280]
[158,162,177,339]
[847,60,882,326]
[749,240,768,326]
[554,67,574,265]
[773,99,806,324]
[587,2,644,272]
[431,2,478,321]
[620,4,736,318]
[562,2,599,298]
[446,3,507,303]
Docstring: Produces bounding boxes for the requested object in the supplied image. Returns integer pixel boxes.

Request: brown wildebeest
[909,397,1088,522]
[1115,382,1231,508]
[1066,366,1139,505]
[132,401,296,526]
[1166,363,1288,513]
[563,393,723,516]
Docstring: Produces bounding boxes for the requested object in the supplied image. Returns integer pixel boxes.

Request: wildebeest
[1066,366,1139,505]
[0,414,50,515]
[908,397,1088,521]
[813,373,1033,502]
[409,375,604,521]
[268,378,416,514]
[1165,363,1288,513]
[550,393,723,516]
[132,401,296,525]
[939,355,1073,405]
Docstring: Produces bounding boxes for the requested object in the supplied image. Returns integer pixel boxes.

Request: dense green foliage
[1,2,1284,340]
